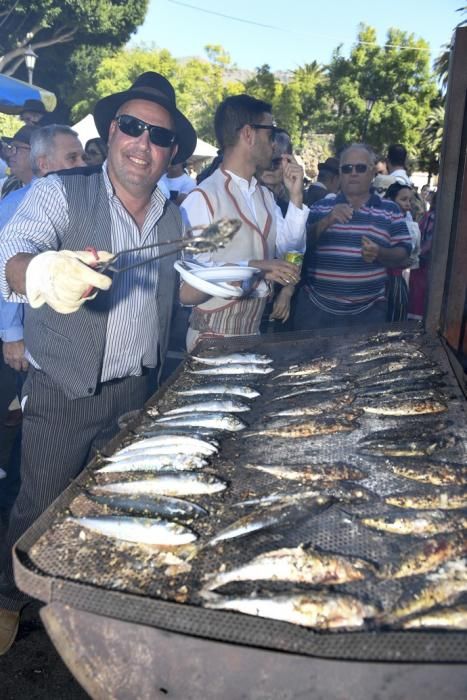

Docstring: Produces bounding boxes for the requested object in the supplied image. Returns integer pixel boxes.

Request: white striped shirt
[0,163,168,381]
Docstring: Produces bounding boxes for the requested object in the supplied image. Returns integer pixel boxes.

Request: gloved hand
[25,249,114,314]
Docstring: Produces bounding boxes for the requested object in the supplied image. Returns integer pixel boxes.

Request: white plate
[174,261,245,299]
[194,266,260,283]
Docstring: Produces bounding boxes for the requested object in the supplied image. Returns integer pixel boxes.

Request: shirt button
[87,388,94,394]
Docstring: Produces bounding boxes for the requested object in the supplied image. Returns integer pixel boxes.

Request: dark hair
[385,182,412,201]
[196,151,223,184]
[85,137,108,159]
[214,94,272,149]
[274,128,292,155]
[387,144,407,167]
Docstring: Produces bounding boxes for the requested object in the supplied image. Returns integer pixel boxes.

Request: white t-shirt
[160,173,196,197]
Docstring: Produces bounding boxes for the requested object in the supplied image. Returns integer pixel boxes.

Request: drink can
[284,251,304,269]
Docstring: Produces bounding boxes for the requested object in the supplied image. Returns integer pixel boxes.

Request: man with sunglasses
[0,73,197,654]
[294,143,412,330]
[180,94,308,349]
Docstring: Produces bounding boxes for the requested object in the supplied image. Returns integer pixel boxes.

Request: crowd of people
[0,72,436,655]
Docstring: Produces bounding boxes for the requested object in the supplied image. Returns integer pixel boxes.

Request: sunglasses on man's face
[340,163,369,174]
[115,114,177,148]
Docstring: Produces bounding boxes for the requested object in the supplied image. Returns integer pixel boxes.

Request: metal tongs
[88,218,242,275]
[81,218,241,299]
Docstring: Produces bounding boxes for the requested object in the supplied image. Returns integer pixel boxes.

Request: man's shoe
[0,608,20,655]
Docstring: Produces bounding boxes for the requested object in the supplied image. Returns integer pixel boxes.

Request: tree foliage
[325,24,437,158]
[0,0,148,108]
[71,45,244,144]
[0,8,448,173]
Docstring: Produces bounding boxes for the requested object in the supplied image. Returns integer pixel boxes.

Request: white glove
[25,250,114,314]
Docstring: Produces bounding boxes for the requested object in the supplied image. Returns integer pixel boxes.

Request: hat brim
[94,88,197,165]
[318,162,339,176]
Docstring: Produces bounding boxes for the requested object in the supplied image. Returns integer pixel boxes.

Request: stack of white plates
[174,261,260,299]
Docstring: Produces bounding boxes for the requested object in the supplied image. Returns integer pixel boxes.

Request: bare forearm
[377,246,409,267]
[5,253,34,295]
[307,217,328,246]
[179,281,211,306]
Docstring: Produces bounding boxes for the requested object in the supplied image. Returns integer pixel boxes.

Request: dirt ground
[0,354,88,698]
[0,602,89,699]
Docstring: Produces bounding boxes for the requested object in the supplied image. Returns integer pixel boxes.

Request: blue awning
[0,74,56,114]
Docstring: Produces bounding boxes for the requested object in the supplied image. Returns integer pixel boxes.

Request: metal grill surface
[14,324,467,662]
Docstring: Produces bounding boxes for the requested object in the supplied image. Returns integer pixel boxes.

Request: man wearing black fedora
[304,157,340,207]
[0,72,197,654]
[19,99,47,127]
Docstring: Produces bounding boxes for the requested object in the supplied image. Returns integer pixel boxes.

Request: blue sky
[129,0,462,71]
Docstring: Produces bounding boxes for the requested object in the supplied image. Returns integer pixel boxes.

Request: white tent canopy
[72,114,217,162]
[72,114,99,146]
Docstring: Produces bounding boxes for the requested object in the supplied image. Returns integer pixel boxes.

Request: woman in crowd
[408,191,436,320]
[84,137,107,166]
[384,182,420,321]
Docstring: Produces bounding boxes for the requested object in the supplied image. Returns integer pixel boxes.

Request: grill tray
[14,324,467,662]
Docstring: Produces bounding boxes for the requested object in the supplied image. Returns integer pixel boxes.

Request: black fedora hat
[20,99,46,115]
[93,72,197,164]
[318,157,339,176]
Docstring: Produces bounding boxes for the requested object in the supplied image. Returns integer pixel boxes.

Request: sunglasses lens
[117,115,176,148]
[148,126,176,148]
[118,115,143,137]
[341,163,368,174]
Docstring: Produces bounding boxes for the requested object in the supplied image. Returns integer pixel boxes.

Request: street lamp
[362,96,376,140]
[24,45,38,85]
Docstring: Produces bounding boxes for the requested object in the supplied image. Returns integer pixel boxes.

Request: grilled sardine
[380,534,467,579]
[92,472,228,497]
[203,545,375,590]
[361,511,467,537]
[68,515,197,546]
[359,397,447,417]
[203,591,377,630]
[86,493,208,519]
[174,384,260,399]
[163,399,250,415]
[383,560,467,622]
[402,605,467,630]
[385,491,467,510]
[390,460,467,486]
[245,462,366,483]
[245,414,359,439]
[191,353,272,365]
[153,412,246,432]
[273,358,339,379]
[208,495,332,545]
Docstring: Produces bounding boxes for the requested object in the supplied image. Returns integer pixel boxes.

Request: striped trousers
[0,367,151,611]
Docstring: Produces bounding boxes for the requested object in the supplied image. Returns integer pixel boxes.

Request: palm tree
[435,6,467,91]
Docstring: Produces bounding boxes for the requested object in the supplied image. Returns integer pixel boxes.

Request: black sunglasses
[115,114,177,148]
[237,123,278,140]
[340,163,369,174]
